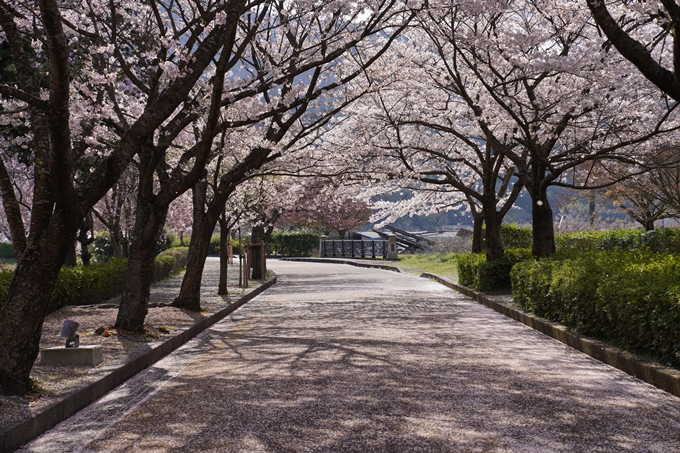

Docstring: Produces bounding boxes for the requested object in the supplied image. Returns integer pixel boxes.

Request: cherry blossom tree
[359,0,680,258]
[0,0,262,394]
[171,1,419,310]
[586,0,680,102]
[92,167,137,258]
[280,178,372,238]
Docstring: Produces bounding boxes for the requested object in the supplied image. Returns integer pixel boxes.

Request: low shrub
[458,248,533,291]
[480,224,533,249]
[511,251,680,367]
[0,247,190,314]
[50,258,129,312]
[267,232,319,256]
[476,248,533,291]
[457,253,486,288]
[555,228,680,254]
[500,224,533,249]
[0,242,15,259]
[153,247,189,280]
[154,247,189,278]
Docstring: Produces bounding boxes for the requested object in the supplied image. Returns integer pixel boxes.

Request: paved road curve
[21,260,680,452]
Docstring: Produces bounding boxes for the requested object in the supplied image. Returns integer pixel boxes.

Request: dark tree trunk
[532,197,556,257]
[644,217,655,231]
[483,208,504,261]
[250,213,279,280]
[173,147,272,309]
[218,218,230,295]
[78,214,94,266]
[64,243,77,266]
[525,158,557,258]
[0,213,76,394]
[589,195,596,226]
[115,147,168,332]
[115,239,157,332]
[110,222,124,258]
[471,212,484,253]
[480,152,506,261]
[172,178,210,311]
[250,224,265,280]
[0,159,27,261]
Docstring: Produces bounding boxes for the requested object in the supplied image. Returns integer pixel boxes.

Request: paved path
[19,260,680,452]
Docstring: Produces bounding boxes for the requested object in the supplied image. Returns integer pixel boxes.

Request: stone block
[41,345,103,366]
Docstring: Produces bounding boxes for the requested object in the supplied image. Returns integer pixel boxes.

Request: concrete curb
[420,272,680,399]
[1,276,277,453]
[280,257,402,273]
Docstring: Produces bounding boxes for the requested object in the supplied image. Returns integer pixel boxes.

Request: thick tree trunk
[218,219,230,295]
[0,214,76,394]
[64,243,77,266]
[115,237,157,332]
[0,159,27,261]
[251,225,265,280]
[644,217,655,231]
[532,197,556,257]
[589,195,596,226]
[483,208,504,261]
[115,147,168,332]
[110,223,124,258]
[172,179,210,311]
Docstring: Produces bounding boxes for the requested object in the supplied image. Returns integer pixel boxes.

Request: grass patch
[397,253,462,282]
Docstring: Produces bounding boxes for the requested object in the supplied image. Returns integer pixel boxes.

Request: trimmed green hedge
[511,251,680,367]
[0,247,189,314]
[50,258,129,312]
[479,226,680,254]
[267,232,319,256]
[480,224,533,249]
[458,253,486,288]
[458,248,533,291]
[0,242,15,259]
[556,228,680,253]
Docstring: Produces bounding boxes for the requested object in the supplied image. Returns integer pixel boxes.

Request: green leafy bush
[480,224,533,249]
[267,232,319,256]
[0,242,15,259]
[476,248,533,291]
[458,249,533,291]
[153,247,189,280]
[93,232,114,263]
[50,258,129,312]
[555,228,680,254]
[500,224,533,249]
[457,253,486,288]
[0,247,190,314]
[511,251,680,367]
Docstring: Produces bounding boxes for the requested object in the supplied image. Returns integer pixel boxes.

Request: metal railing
[320,239,388,259]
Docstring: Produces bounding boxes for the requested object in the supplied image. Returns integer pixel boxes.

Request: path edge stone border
[279,257,401,273]
[420,272,680,399]
[1,275,277,453]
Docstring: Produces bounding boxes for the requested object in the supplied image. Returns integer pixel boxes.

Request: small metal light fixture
[60,319,80,348]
